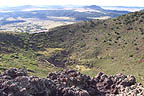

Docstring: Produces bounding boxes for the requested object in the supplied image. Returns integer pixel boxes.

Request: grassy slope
[0,10,144,83]
[0,32,63,77]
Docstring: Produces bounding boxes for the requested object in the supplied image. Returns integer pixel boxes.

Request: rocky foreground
[0,68,144,96]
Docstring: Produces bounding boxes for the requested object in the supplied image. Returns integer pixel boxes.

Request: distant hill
[83,5,103,10]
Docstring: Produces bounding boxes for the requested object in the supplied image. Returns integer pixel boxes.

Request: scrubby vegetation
[0,10,144,85]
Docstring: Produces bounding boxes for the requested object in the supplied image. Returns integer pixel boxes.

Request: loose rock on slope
[0,68,56,96]
[0,68,144,96]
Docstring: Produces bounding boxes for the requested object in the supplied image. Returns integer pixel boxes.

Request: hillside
[0,10,144,84]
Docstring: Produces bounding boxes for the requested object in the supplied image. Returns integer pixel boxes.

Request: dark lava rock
[48,69,95,96]
[0,68,56,96]
[0,68,144,96]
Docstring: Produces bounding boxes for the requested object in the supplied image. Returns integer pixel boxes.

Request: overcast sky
[0,0,144,7]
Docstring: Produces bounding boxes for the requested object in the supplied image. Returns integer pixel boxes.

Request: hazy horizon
[0,0,144,7]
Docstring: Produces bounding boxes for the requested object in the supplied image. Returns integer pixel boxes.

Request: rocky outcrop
[0,68,144,96]
[48,70,144,96]
[0,68,56,96]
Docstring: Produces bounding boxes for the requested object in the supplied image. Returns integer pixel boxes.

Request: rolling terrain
[0,10,144,84]
[0,5,129,32]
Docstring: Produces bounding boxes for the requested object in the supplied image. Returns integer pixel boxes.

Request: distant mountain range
[102,6,144,12]
[1,5,144,12]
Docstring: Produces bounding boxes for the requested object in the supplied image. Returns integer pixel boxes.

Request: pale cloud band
[0,0,144,7]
